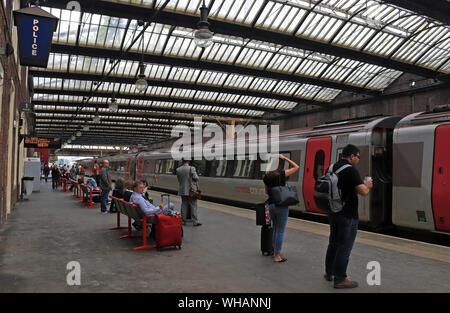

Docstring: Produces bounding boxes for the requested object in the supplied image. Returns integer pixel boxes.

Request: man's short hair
[342,144,360,158]
[133,180,145,190]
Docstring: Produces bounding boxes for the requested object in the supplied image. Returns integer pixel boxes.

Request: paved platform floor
[0,182,449,293]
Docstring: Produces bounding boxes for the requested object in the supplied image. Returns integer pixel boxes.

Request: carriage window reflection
[314,150,325,180]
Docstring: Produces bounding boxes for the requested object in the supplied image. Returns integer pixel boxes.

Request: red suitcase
[155,194,182,249]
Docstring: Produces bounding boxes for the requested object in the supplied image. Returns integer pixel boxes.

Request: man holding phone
[324,144,373,289]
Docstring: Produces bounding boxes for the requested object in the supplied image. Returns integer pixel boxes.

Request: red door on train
[137,156,144,181]
[125,158,131,179]
[432,125,450,232]
[303,137,332,213]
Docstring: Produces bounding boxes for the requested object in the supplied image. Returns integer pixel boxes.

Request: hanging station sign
[24,137,61,149]
[13,6,59,68]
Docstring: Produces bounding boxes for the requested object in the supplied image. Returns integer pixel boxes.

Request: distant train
[79,108,450,235]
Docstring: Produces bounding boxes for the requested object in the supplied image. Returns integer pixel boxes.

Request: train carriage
[77,108,450,235]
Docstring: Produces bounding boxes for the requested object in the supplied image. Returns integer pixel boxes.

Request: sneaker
[334,279,358,289]
[102,211,109,214]
[193,223,202,227]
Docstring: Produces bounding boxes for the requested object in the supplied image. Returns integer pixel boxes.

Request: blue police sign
[13,7,58,68]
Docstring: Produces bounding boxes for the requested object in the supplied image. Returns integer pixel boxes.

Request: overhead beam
[34,108,271,124]
[29,70,324,107]
[32,99,275,118]
[41,0,446,79]
[33,87,287,114]
[51,44,381,96]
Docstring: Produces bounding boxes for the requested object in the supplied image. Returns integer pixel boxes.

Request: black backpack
[314,163,351,213]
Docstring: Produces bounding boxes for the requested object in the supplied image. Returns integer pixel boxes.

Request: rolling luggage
[261,225,273,256]
[155,194,182,249]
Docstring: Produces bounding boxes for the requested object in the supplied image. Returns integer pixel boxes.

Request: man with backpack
[320,144,373,289]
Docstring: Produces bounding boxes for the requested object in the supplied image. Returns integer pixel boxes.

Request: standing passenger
[263,154,299,263]
[43,163,50,183]
[176,159,201,226]
[324,144,373,289]
[51,165,60,190]
[99,160,112,214]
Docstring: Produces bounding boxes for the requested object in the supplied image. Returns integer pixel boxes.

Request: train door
[137,156,144,181]
[125,157,131,179]
[432,125,450,232]
[129,157,137,180]
[303,137,332,213]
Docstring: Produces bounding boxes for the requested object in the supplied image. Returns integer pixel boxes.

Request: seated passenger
[86,176,98,190]
[129,180,174,233]
[123,180,134,202]
[130,181,174,216]
[77,173,85,185]
[110,179,125,213]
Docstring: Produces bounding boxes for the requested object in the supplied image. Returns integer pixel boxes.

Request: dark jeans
[52,178,59,190]
[101,189,110,212]
[325,213,358,283]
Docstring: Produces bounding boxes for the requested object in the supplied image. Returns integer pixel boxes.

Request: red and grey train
[80,108,450,235]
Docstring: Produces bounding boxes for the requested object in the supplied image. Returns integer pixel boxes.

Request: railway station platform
[0,181,449,293]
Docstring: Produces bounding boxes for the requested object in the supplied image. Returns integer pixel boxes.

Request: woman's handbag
[270,174,299,206]
[189,188,201,200]
[189,167,201,200]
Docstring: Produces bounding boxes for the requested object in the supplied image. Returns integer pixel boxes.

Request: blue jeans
[269,204,289,254]
[101,189,110,212]
[325,214,358,283]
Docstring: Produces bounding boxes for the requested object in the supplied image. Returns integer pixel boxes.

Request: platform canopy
[29,0,450,147]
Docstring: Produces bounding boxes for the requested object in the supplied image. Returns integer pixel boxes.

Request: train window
[165,160,175,174]
[143,160,151,173]
[155,160,163,174]
[119,161,126,172]
[191,160,207,176]
[216,160,227,177]
[232,158,255,178]
[337,149,343,160]
[314,150,325,180]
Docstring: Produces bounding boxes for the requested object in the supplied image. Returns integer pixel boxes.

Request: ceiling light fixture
[93,114,101,123]
[135,27,148,93]
[109,97,119,112]
[194,0,214,48]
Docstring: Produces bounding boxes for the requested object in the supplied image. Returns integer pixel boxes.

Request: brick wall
[0,0,31,224]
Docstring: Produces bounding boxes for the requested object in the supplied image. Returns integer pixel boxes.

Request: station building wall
[0,0,32,224]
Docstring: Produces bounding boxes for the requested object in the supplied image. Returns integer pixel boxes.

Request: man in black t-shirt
[324,144,373,289]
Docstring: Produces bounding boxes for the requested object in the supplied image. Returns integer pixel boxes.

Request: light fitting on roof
[135,62,148,92]
[93,114,101,123]
[193,0,214,48]
[83,125,89,131]
[76,131,82,137]
[71,135,76,141]
[67,139,72,144]
[109,97,118,112]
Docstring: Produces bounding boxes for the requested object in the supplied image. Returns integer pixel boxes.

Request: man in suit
[176,159,201,226]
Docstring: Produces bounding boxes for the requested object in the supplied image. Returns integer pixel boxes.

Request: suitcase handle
[161,193,170,203]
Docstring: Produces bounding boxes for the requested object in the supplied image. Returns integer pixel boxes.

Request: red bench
[109,196,156,251]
